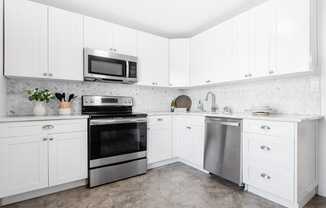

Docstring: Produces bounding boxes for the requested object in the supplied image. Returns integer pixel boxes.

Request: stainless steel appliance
[82,96,147,187]
[204,117,243,186]
[84,48,138,84]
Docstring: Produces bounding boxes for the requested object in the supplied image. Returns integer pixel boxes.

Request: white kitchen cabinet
[4,0,48,79]
[49,132,87,186]
[274,0,314,75]
[83,16,137,56]
[49,7,83,81]
[208,19,237,83]
[235,11,254,80]
[0,119,87,198]
[137,31,169,87]
[251,0,276,78]
[147,116,172,164]
[173,116,205,169]
[189,33,210,86]
[83,16,114,51]
[0,135,48,198]
[169,39,190,87]
[113,25,137,56]
[243,119,318,208]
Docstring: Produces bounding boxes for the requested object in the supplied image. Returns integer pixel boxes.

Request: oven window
[90,122,147,160]
[88,55,126,77]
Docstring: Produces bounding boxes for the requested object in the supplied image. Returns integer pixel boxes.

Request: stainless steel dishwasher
[204,117,242,186]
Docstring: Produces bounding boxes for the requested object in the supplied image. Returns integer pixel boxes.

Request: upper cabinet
[4,0,48,79]
[169,39,190,87]
[83,17,114,52]
[83,16,137,56]
[137,31,169,87]
[274,0,314,75]
[189,0,316,87]
[4,0,84,81]
[49,7,83,81]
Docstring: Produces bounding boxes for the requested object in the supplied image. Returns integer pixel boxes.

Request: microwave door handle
[126,61,129,79]
[90,118,147,126]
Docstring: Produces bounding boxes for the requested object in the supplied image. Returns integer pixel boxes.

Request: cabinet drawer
[148,116,171,128]
[246,165,293,201]
[0,119,87,138]
[46,120,87,134]
[243,119,294,137]
[244,133,292,170]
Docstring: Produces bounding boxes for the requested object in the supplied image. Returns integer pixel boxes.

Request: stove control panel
[82,96,133,106]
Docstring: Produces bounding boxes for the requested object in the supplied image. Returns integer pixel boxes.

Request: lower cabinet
[48,132,87,186]
[0,135,49,197]
[147,115,205,170]
[147,116,173,164]
[243,119,318,208]
[173,116,205,169]
[0,119,87,198]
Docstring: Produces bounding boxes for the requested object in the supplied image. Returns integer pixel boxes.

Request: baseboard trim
[0,179,87,206]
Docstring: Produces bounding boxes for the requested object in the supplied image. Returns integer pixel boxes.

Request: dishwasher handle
[206,119,241,127]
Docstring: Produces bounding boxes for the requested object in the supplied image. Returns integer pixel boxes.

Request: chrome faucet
[205,91,217,112]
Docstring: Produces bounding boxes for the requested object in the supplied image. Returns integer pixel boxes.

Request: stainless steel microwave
[84,48,138,84]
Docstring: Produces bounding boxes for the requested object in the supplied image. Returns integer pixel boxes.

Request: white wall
[318,0,326,197]
[0,0,6,116]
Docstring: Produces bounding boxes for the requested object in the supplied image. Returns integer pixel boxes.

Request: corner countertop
[0,114,89,123]
[146,111,323,123]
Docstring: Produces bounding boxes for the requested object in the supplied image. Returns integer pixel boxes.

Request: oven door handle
[90,118,147,125]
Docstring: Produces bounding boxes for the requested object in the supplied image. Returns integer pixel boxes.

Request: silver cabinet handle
[43,73,47,76]
[42,125,54,130]
[248,73,252,77]
[48,73,53,77]
[260,173,271,180]
[244,74,248,78]
[157,118,163,121]
[43,138,48,141]
[205,80,211,83]
[49,138,54,141]
[186,126,191,130]
[268,70,275,75]
[260,145,271,151]
[260,125,271,130]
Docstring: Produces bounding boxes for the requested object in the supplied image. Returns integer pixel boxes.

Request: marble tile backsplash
[6,75,321,116]
[185,75,321,115]
[6,79,180,116]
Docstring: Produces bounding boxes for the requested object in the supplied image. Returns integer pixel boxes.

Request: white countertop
[0,114,89,122]
[147,111,323,122]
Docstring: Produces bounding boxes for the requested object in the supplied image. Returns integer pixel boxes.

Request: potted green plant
[27,88,54,116]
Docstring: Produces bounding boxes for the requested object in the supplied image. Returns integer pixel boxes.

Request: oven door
[89,118,147,168]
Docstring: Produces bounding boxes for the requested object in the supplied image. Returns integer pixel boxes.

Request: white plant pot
[33,102,47,116]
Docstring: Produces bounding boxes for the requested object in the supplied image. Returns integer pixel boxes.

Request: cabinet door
[189,125,205,168]
[49,132,87,186]
[137,31,169,87]
[0,136,48,198]
[235,11,253,80]
[113,25,137,56]
[83,16,114,51]
[251,1,276,78]
[169,39,190,87]
[49,7,83,81]
[148,117,172,164]
[274,0,312,75]
[4,0,48,78]
[189,34,209,86]
[173,117,187,159]
[208,19,237,83]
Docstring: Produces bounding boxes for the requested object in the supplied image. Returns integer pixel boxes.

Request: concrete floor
[3,163,326,208]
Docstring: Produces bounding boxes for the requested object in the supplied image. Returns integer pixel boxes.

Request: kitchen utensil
[55,93,63,102]
[175,95,192,111]
[62,92,66,102]
[68,94,76,102]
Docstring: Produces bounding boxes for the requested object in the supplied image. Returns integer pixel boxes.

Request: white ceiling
[30,0,266,38]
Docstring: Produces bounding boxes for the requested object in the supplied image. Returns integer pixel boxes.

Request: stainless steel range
[82,95,147,188]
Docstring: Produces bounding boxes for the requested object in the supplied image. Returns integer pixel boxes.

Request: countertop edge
[146,112,323,123]
[0,115,89,123]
